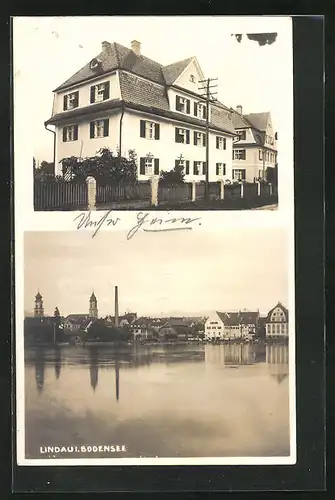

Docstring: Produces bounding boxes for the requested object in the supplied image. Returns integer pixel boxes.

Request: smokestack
[115,286,119,327]
[131,40,141,57]
[236,105,243,114]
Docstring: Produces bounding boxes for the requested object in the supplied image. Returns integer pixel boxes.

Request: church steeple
[89,291,98,319]
[34,290,44,317]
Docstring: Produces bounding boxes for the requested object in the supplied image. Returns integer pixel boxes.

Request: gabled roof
[244,112,270,131]
[65,314,90,323]
[266,302,289,321]
[162,57,194,85]
[239,311,259,325]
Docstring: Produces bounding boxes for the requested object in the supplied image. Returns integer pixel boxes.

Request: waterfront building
[265,302,289,339]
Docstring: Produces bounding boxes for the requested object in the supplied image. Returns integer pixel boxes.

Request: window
[237,130,246,140]
[216,136,227,150]
[63,91,79,111]
[62,125,78,142]
[259,150,263,161]
[193,161,205,175]
[139,157,160,176]
[266,151,270,161]
[140,120,160,140]
[90,119,109,138]
[175,127,190,144]
[175,159,190,175]
[189,74,195,83]
[233,149,246,160]
[194,131,206,147]
[90,81,110,103]
[232,169,246,180]
[194,102,207,119]
[176,95,190,114]
[216,163,226,176]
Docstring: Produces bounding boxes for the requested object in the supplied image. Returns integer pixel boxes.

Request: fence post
[86,176,96,210]
[191,181,196,202]
[240,182,244,199]
[257,181,261,196]
[269,183,273,196]
[220,180,225,200]
[150,176,159,206]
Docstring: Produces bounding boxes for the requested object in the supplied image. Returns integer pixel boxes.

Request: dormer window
[90,81,110,104]
[63,91,79,111]
[176,95,190,114]
[237,130,246,140]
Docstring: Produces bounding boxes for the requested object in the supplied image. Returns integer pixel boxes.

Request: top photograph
[14,17,293,212]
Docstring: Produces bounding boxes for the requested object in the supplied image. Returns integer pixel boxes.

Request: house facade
[265,303,289,339]
[231,105,278,183]
[45,40,236,182]
[205,310,259,340]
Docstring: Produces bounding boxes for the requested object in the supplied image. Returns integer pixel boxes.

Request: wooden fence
[158,183,192,203]
[34,180,88,211]
[96,181,151,204]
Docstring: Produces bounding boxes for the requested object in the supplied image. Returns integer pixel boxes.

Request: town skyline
[13,16,292,163]
[24,228,289,317]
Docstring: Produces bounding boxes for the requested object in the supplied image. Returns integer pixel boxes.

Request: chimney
[114,286,119,327]
[101,41,111,52]
[131,40,141,57]
[236,105,243,115]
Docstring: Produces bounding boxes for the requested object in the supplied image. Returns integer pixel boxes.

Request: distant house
[158,324,190,341]
[265,303,289,339]
[63,318,81,332]
[130,317,158,339]
[104,315,130,327]
[205,310,259,340]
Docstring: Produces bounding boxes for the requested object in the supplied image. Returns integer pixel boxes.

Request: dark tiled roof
[45,99,121,125]
[224,312,241,326]
[66,314,90,323]
[244,112,270,131]
[162,57,194,85]
[231,111,251,129]
[239,311,259,325]
[119,72,169,110]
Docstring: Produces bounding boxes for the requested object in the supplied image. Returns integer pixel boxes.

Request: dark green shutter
[175,159,179,168]
[74,125,78,141]
[63,95,67,111]
[194,102,197,116]
[223,138,226,150]
[154,158,159,175]
[186,160,190,175]
[74,92,79,108]
[186,130,190,144]
[203,134,206,147]
[242,170,246,180]
[216,163,219,175]
[90,122,95,138]
[193,161,197,175]
[103,119,109,137]
[140,120,146,137]
[62,127,67,142]
[275,132,278,140]
[194,132,197,145]
[186,99,190,114]
[203,162,207,175]
[223,163,226,175]
[140,158,145,175]
[175,128,180,143]
[242,150,246,160]
[232,150,234,159]
[155,123,160,140]
[176,95,180,111]
[203,106,207,119]
[216,137,219,149]
[90,86,95,103]
[104,82,110,100]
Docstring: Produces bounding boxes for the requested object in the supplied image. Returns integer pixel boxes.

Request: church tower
[34,291,44,317]
[89,292,98,319]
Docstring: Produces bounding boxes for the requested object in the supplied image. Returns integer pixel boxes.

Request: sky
[13,16,293,163]
[24,228,289,317]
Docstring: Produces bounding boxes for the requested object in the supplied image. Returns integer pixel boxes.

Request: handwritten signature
[73,211,202,240]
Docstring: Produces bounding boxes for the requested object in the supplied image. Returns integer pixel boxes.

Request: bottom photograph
[18,227,294,465]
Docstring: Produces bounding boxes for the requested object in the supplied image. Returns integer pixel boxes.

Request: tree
[34,160,55,180]
[60,148,138,184]
[159,164,185,185]
[54,307,60,317]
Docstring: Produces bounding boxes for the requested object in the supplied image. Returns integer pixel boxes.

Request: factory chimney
[114,286,119,327]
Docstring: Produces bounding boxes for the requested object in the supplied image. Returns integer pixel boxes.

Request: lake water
[23,343,290,459]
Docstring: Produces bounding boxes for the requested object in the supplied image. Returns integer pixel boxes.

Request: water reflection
[266,344,289,384]
[205,342,268,367]
[88,347,99,391]
[34,347,45,394]
[54,346,62,380]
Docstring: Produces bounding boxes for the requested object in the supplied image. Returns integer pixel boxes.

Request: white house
[45,40,236,182]
[231,105,278,183]
[205,310,259,341]
[265,302,289,339]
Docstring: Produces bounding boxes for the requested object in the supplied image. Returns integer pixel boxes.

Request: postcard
[13,15,295,467]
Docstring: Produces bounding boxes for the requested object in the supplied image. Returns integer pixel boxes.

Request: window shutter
[155,123,160,140]
[103,119,109,137]
[176,95,180,111]
[216,163,219,175]
[186,160,190,175]
[242,170,246,180]
[90,122,95,138]
[194,102,198,116]
[194,132,197,145]
[90,86,95,103]
[186,130,190,144]
[275,132,278,140]
[203,106,207,119]
[203,162,207,175]
[223,138,226,150]
[242,150,246,160]
[62,127,67,142]
[74,92,79,108]
[74,125,78,141]
[63,95,67,111]
[203,134,206,147]
[216,137,219,149]
[140,120,146,138]
[154,158,159,175]
[104,81,110,100]
[186,99,190,114]
[140,158,145,175]
[193,161,197,175]
[223,163,226,175]
[175,128,180,143]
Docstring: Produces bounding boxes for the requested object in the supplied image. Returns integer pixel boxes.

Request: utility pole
[198,78,218,201]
